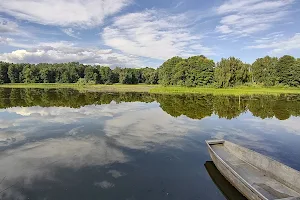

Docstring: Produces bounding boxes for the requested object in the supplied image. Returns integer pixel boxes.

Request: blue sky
[0,0,300,68]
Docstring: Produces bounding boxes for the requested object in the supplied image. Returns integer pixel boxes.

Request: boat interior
[209,141,300,200]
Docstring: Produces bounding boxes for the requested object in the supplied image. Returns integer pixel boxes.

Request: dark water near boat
[0,88,300,200]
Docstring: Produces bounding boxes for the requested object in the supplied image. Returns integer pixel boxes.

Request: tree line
[0,55,299,87]
[1,88,300,120]
[0,62,158,85]
[159,55,300,87]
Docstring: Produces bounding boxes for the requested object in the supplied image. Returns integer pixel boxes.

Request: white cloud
[102,10,215,60]
[252,32,285,44]
[246,33,300,54]
[0,0,131,28]
[215,0,295,36]
[0,41,142,67]
[245,116,300,136]
[104,106,196,150]
[107,170,126,178]
[94,181,115,189]
[217,0,294,14]
[0,36,13,44]
[0,137,128,198]
[0,17,18,33]
[216,25,232,34]
[0,101,199,196]
[0,36,36,49]
[174,1,184,9]
[62,28,80,39]
[0,101,199,151]
[0,102,150,147]
[2,102,147,124]
[0,17,49,40]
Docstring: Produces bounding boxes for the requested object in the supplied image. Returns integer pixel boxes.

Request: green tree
[185,56,215,86]
[40,65,56,83]
[236,63,251,85]
[119,69,138,84]
[55,66,64,83]
[141,67,158,84]
[0,62,10,84]
[98,66,113,84]
[252,56,278,86]
[8,64,23,83]
[23,65,41,83]
[0,55,299,87]
[276,55,296,85]
[84,66,100,83]
[60,64,80,83]
[69,65,80,83]
[158,56,214,87]
[76,63,86,78]
[112,67,122,83]
[158,56,183,85]
[172,60,189,86]
[134,69,144,83]
[289,59,300,87]
[214,57,249,88]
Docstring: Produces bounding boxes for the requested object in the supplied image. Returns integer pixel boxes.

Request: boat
[205,161,247,200]
[206,140,300,200]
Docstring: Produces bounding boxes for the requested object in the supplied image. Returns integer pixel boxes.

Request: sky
[0,0,300,68]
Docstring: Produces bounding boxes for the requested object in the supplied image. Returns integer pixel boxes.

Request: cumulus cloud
[102,10,215,60]
[215,0,295,36]
[0,0,131,28]
[246,33,300,54]
[0,41,142,67]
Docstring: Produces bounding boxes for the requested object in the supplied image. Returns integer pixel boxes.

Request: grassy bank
[0,83,157,93]
[1,83,300,95]
[150,86,300,95]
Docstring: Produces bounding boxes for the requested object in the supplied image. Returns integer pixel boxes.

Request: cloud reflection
[245,116,300,136]
[0,136,128,198]
[1,99,300,199]
[0,101,196,198]
[104,107,196,150]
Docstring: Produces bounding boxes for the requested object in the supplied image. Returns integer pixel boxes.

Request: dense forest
[0,55,299,87]
[1,88,300,120]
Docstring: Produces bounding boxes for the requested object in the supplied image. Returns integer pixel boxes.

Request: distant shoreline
[1,83,300,95]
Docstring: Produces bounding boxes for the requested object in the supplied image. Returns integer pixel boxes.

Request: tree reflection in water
[1,88,300,120]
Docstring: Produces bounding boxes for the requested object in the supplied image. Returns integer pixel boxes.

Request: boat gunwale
[206,140,268,200]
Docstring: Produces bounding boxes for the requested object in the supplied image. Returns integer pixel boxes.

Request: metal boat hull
[206,140,300,200]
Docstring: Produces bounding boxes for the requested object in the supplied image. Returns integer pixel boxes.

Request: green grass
[0,83,158,92]
[1,83,300,95]
[85,84,158,92]
[150,86,300,95]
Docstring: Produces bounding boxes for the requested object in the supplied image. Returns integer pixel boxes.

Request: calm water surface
[0,88,300,200]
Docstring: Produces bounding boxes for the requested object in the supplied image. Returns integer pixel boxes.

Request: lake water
[0,88,300,200]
